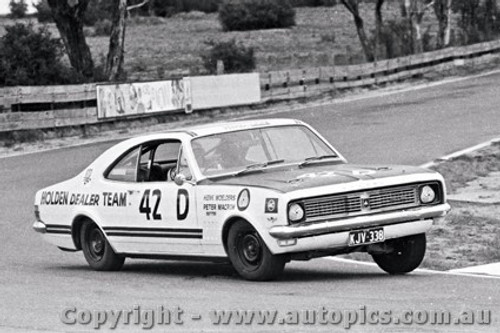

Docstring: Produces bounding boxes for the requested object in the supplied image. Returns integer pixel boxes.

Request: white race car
[33,118,450,280]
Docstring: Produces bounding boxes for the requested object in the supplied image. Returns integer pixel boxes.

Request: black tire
[227,220,286,281]
[81,222,125,271]
[372,233,426,275]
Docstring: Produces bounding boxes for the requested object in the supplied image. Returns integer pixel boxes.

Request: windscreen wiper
[234,159,285,176]
[299,154,339,168]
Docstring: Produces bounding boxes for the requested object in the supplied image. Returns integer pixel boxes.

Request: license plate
[348,228,385,246]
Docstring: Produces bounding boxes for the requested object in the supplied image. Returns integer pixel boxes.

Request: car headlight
[420,185,436,204]
[237,189,250,211]
[288,203,305,223]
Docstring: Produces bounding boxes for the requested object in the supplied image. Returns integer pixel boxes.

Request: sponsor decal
[40,191,128,207]
[202,194,236,216]
[83,169,93,185]
[296,171,338,179]
[352,169,376,176]
[265,198,278,214]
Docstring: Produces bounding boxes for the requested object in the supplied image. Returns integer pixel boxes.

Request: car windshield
[191,125,337,177]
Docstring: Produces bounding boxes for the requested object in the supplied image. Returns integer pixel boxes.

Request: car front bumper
[266,203,450,254]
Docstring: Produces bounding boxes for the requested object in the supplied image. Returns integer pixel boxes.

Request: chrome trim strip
[270,203,450,239]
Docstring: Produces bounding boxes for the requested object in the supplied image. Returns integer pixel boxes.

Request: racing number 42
[139,189,162,220]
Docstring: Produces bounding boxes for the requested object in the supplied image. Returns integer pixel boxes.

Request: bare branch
[127,0,149,11]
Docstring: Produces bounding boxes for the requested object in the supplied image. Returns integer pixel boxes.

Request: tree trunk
[434,0,452,48]
[375,0,385,59]
[404,0,431,54]
[106,0,127,81]
[341,0,375,62]
[47,0,94,79]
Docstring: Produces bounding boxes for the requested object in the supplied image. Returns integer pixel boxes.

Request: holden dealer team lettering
[40,191,128,207]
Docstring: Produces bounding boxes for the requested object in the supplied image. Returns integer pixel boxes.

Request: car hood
[202,163,434,193]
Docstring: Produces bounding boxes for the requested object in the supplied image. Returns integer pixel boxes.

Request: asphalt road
[1,72,500,332]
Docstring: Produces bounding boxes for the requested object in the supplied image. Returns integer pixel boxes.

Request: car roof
[89,118,308,169]
[171,118,304,137]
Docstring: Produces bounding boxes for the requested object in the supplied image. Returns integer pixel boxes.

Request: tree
[47,0,94,79]
[9,0,28,19]
[105,0,149,81]
[105,0,127,81]
[0,23,77,86]
[433,0,452,48]
[340,0,375,62]
[374,0,385,59]
[402,0,433,53]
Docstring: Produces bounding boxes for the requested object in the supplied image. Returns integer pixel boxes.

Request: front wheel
[81,222,125,271]
[227,220,286,281]
[372,233,426,275]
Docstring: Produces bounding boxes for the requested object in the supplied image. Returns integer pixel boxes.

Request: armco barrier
[1,39,500,133]
[260,40,500,101]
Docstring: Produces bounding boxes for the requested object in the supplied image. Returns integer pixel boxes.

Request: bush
[33,0,53,23]
[9,0,28,19]
[0,23,82,86]
[218,0,296,31]
[152,0,222,17]
[84,0,114,26]
[94,19,113,36]
[201,39,256,74]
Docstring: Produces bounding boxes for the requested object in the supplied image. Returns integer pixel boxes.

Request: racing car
[33,118,450,280]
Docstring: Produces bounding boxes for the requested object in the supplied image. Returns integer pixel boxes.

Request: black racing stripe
[46,229,72,235]
[106,232,202,239]
[103,227,202,233]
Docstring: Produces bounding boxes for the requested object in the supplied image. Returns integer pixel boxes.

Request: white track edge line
[324,257,500,280]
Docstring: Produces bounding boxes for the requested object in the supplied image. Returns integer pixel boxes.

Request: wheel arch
[71,214,113,252]
[221,216,252,255]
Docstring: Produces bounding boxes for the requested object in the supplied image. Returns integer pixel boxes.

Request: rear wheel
[372,233,426,274]
[81,222,124,271]
[227,220,286,281]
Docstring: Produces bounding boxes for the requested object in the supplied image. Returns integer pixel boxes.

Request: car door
[100,139,201,255]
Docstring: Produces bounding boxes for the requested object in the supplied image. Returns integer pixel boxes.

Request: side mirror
[174,174,186,186]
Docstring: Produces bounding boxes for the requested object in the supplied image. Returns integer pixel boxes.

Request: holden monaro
[33,118,450,280]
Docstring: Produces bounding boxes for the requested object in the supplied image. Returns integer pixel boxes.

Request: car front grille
[302,185,419,222]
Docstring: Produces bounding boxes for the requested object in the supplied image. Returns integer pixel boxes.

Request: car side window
[107,147,141,182]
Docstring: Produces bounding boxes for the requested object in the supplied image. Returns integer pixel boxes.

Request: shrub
[201,39,256,74]
[218,0,296,31]
[152,0,221,17]
[94,19,113,36]
[33,0,53,23]
[8,0,28,19]
[84,0,114,26]
[0,23,82,86]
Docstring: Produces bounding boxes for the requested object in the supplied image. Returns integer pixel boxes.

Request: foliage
[94,19,113,36]
[8,0,28,19]
[201,39,256,74]
[370,19,434,59]
[452,0,500,44]
[84,0,114,26]
[151,0,222,17]
[218,0,296,31]
[0,23,81,86]
[290,0,337,6]
[33,0,53,23]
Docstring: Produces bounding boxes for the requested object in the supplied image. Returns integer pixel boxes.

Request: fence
[1,39,500,133]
